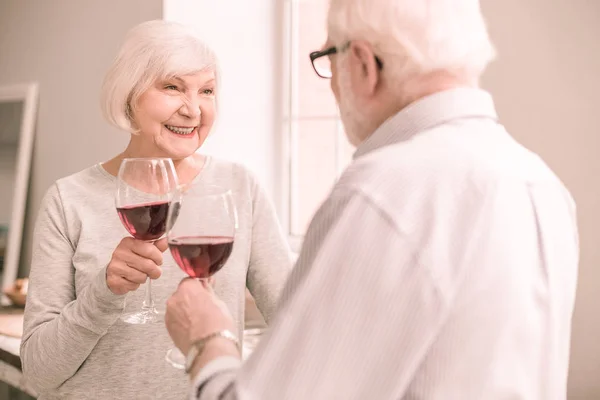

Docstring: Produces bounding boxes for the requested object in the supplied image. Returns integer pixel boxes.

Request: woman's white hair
[327,0,496,83]
[101,20,219,132]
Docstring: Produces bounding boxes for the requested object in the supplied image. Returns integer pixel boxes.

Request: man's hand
[165,278,236,355]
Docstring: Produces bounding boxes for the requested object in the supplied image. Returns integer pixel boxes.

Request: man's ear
[348,41,380,97]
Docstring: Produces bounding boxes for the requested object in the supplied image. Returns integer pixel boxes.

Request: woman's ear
[127,103,141,135]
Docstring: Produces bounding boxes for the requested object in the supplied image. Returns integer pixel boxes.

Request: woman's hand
[106,237,168,295]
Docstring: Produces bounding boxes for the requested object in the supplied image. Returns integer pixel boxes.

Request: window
[281,0,354,248]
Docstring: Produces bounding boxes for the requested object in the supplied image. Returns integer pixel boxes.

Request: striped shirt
[191,88,579,399]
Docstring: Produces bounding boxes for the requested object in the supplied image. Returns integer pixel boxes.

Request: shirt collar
[354,87,499,159]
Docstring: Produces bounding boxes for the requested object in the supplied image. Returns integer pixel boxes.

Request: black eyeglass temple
[311,49,384,68]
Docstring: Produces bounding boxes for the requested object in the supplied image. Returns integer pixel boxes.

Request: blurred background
[0,0,598,398]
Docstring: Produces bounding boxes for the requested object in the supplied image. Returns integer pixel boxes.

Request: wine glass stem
[141,278,154,312]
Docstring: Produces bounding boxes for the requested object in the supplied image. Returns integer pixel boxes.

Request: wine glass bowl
[116,201,170,242]
[169,236,234,279]
[115,158,178,324]
[164,186,237,368]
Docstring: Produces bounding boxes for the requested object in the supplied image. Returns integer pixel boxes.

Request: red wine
[117,201,170,241]
[169,236,234,279]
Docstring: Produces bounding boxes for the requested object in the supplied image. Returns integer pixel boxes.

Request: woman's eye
[202,88,215,95]
[165,85,178,91]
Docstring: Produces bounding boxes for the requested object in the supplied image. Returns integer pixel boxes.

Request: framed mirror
[0,83,38,305]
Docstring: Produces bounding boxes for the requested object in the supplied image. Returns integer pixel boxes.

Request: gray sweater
[21,157,292,399]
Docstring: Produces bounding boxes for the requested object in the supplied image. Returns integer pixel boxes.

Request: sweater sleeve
[20,183,127,392]
[245,173,293,323]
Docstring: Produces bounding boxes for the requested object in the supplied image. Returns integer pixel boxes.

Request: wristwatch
[185,329,240,373]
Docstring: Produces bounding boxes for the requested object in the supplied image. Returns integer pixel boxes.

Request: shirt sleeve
[20,184,126,392]
[191,188,448,399]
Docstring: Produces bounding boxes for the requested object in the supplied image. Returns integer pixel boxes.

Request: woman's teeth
[165,125,195,135]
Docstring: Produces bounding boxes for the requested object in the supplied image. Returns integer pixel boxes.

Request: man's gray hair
[327,0,496,83]
[101,20,220,132]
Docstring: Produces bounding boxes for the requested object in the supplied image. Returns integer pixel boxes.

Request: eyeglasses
[309,43,384,79]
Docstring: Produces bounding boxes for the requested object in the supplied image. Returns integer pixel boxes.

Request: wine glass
[164,186,237,369]
[116,158,179,324]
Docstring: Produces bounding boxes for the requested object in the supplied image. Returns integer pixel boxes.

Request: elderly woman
[20,20,292,399]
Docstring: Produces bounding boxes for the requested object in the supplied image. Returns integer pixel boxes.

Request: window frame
[279,0,350,252]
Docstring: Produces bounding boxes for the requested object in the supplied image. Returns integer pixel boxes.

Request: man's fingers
[200,278,215,292]
[178,277,196,288]
[207,276,216,287]
[177,278,209,297]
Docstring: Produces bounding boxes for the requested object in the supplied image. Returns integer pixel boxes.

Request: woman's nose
[179,96,202,119]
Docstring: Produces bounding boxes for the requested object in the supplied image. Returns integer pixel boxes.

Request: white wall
[163,0,283,202]
[481,1,600,398]
[0,0,163,274]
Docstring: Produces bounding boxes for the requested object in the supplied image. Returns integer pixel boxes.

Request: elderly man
[166,0,579,398]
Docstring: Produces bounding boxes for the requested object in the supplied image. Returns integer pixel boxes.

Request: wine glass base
[165,347,186,369]
[120,308,163,325]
